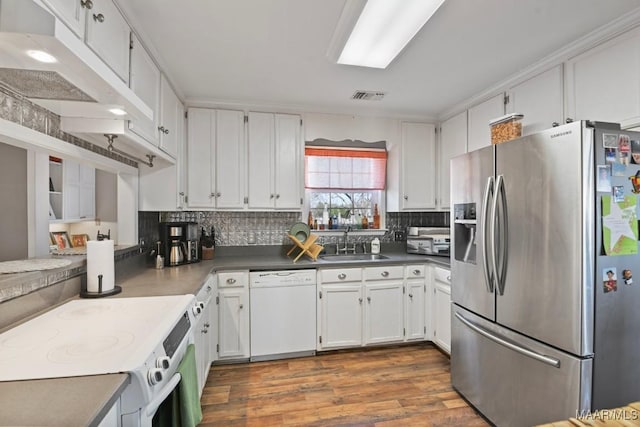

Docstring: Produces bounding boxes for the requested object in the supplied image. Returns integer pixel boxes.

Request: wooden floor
[200,343,490,426]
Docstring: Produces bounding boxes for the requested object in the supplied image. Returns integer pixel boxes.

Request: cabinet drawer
[434,267,451,284]
[405,265,426,279]
[320,268,362,283]
[217,271,248,288]
[363,266,403,281]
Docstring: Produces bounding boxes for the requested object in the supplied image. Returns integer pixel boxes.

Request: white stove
[0,295,201,426]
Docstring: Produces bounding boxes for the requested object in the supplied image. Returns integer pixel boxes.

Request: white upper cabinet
[62,160,95,221]
[128,33,161,146]
[507,65,564,135]
[247,112,302,209]
[85,0,130,84]
[566,27,640,127]
[158,75,182,159]
[400,122,437,210]
[439,111,467,210]
[41,0,87,38]
[467,94,504,152]
[187,108,245,209]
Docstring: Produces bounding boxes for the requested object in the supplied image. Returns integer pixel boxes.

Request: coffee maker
[159,222,199,266]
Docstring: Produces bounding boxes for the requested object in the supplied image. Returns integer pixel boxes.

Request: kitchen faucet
[337,227,356,254]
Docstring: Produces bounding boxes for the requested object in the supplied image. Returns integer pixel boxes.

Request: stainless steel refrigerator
[450,121,640,426]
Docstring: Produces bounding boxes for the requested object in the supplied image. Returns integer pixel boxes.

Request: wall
[0,142,27,261]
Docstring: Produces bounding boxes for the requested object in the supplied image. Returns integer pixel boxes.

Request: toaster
[406,227,450,256]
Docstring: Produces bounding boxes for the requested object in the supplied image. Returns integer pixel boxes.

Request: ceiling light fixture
[108,108,127,116]
[26,50,57,64]
[338,0,445,69]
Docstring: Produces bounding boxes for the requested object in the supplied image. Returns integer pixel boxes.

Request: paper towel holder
[80,274,122,298]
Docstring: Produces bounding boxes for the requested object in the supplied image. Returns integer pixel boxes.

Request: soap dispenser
[371,237,381,254]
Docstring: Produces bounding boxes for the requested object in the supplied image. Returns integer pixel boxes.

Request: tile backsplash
[139,210,449,249]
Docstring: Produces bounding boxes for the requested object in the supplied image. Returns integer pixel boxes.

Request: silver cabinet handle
[217,192,221,197]
[408,293,413,299]
[270,194,274,199]
[338,273,346,280]
[239,304,243,309]
[164,128,169,135]
[446,276,451,282]
[358,297,363,304]
[210,193,215,198]
[81,0,93,9]
[226,278,236,284]
[206,285,212,292]
[202,329,208,334]
[455,312,561,368]
[158,126,165,133]
[404,195,408,200]
[381,271,389,277]
[413,269,420,276]
[367,296,371,303]
[204,323,210,328]
[276,194,280,199]
[93,13,104,22]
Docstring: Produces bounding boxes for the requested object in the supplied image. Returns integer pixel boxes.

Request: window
[304,144,386,228]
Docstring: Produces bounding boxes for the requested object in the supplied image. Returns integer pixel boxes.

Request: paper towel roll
[87,240,115,293]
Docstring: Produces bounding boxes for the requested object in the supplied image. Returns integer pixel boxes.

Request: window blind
[304,147,387,190]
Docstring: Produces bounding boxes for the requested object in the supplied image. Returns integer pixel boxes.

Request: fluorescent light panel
[338,0,445,69]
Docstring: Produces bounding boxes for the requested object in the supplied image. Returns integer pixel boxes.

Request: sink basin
[319,254,389,262]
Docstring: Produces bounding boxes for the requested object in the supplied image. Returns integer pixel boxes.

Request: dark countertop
[0,248,450,427]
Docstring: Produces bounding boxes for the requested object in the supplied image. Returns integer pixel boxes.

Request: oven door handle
[145,373,181,417]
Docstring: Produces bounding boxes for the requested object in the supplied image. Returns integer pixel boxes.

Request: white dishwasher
[249,269,316,361]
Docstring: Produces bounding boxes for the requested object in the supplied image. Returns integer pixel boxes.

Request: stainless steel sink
[319,254,389,262]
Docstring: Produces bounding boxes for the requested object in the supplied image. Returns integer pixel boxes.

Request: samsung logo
[550,130,572,138]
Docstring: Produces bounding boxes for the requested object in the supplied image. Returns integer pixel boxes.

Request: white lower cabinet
[216,271,250,360]
[194,275,215,394]
[318,268,363,350]
[363,266,404,345]
[405,265,428,341]
[432,266,452,354]
[318,265,429,351]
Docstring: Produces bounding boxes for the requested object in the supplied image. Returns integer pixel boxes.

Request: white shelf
[313,229,388,237]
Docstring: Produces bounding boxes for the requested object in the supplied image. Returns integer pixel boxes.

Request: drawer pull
[226,278,236,285]
[446,276,451,282]
[338,273,346,280]
[367,296,371,303]
[381,271,389,277]
[413,269,420,275]
[358,297,363,304]
[239,304,244,309]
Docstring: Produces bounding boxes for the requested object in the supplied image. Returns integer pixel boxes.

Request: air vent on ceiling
[351,90,385,101]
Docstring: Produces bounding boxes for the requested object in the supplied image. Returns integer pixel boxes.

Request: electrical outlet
[394,231,405,241]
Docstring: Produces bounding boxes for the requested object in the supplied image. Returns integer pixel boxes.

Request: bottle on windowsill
[362,214,368,229]
[373,204,380,229]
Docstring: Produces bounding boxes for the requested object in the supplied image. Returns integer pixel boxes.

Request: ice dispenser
[454,203,476,264]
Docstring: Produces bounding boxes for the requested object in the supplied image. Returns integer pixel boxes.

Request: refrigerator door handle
[455,311,561,368]
[491,175,509,296]
[481,176,495,293]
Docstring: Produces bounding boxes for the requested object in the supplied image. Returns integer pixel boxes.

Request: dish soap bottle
[322,204,329,228]
[371,237,380,254]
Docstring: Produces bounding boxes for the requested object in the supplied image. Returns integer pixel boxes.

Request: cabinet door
[405,280,426,341]
[439,111,467,210]
[193,308,207,393]
[319,284,362,349]
[247,112,275,209]
[187,108,215,208]
[274,114,302,209]
[215,110,245,209]
[468,94,504,152]
[41,0,86,38]
[364,281,404,345]
[63,160,80,220]
[218,288,249,359]
[128,34,160,146]
[158,75,181,158]
[79,164,95,220]
[508,65,563,135]
[566,28,640,126]
[401,122,436,210]
[433,279,451,354]
[85,0,130,83]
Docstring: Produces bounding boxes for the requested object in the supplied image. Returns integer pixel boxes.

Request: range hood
[0,0,152,122]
